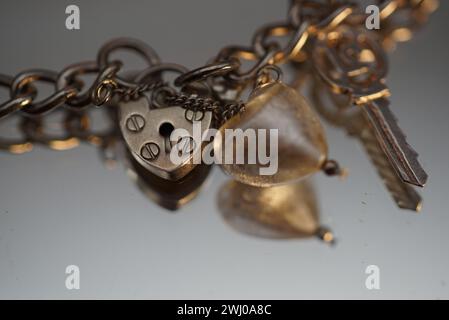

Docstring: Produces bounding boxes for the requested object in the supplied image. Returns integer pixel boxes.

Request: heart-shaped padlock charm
[118,96,212,181]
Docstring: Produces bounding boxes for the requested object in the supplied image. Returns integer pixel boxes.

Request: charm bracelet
[0,1,437,212]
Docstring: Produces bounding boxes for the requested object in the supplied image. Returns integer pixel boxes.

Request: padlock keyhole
[159,122,175,138]
[159,122,175,154]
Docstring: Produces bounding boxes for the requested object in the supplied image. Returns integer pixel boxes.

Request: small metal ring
[10,70,77,116]
[97,38,160,85]
[90,61,123,106]
[92,79,118,106]
[256,65,282,84]
[173,60,240,87]
[57,61,100,108]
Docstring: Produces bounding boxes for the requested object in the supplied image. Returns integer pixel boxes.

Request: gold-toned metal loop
[97,37,161,85]
[252,21,310,64]
[289,1,355,34]
[10,70,78,116]
[310,4,354,33]
[90,61,123,106]
[255,65,283,88]
[57,61,100,108]
[92,80,118,106]
[173,60,240,87]
[214,45,278,84]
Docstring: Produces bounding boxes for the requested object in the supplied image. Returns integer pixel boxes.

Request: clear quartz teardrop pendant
[215,81,328,187]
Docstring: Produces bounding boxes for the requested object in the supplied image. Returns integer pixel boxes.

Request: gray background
[0,0,448,299]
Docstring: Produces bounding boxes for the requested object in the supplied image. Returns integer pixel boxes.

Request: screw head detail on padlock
[118,96,212,181]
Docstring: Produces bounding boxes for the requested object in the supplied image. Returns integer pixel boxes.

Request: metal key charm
[358,118,422,211]
[360,97,427,187]
[313,25,428,187]
[118,96,212,181]
[311,82,422,211]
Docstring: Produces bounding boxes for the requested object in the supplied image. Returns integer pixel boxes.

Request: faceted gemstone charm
[217,179,334,242]
[215,82,328,187]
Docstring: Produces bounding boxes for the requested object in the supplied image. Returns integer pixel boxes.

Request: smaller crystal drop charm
[215,81,328,187]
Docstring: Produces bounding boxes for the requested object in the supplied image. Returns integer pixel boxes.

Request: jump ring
[90,61,123,106]
[256,65,282,84]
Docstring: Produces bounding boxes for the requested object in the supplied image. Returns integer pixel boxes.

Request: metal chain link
[165,92,246,126]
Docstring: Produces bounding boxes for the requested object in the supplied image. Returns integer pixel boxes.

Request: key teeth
[360,127,423,211]
[383,108,427,186]
[366,99,428,188]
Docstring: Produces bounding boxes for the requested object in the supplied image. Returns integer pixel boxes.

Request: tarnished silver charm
[118,96,212,181]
